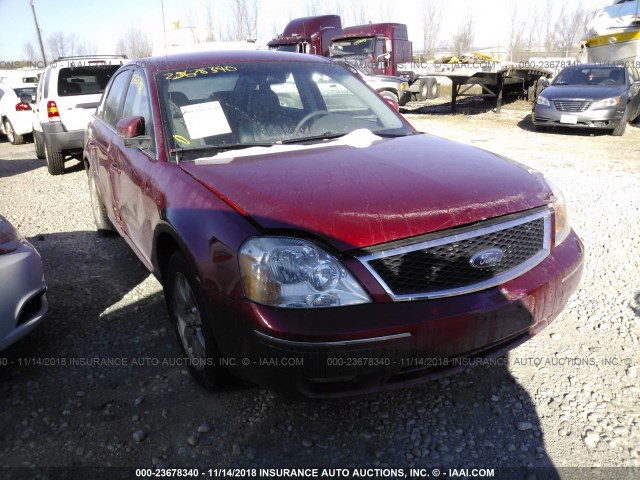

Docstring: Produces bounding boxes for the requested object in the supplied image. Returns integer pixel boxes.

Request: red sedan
[83,51,583,398]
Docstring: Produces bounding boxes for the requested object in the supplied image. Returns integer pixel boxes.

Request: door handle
[111,163,122,174]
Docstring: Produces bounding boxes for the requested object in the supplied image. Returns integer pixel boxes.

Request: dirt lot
[1,100,639,479]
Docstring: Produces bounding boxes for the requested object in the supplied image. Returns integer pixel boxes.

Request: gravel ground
[0,102,639,479]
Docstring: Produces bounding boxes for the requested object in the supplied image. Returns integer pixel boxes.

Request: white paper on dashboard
[181,101,232,139]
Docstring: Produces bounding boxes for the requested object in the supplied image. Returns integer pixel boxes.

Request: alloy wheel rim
[172,272,206,371]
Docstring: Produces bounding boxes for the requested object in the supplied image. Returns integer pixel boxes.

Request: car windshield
[268,44,298,53]
[330,37,375,57]
[553,67,626,86]
[14,87,36,98]
[155,61,411,159]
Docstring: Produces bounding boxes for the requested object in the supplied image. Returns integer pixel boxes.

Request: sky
[0,0,612,63]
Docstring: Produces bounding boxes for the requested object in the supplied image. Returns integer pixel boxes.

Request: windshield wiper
[170,142,274,162]
[375,131,419,138]
[281,132,347,144]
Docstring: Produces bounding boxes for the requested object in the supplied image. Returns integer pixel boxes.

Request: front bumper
[533,104,624,129]
[208,231,584,398]
[42,122,84,152]
[0,240,48,351]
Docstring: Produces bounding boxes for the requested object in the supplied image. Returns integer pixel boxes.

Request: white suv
[32,55,126,175]
[0,83,36,145]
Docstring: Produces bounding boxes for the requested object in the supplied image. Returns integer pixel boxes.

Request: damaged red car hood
[179,134,551,251]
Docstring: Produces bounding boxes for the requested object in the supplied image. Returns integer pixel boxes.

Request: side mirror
[116,116,151,149]
[20,94,33,104]
[116,116,145,138]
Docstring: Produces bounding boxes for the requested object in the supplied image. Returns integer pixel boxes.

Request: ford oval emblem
[469,248,504,269]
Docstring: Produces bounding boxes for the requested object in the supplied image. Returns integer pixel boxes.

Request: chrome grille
[358,210,551,301]
[554,100,592,112]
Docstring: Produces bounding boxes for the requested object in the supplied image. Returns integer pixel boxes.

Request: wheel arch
[152,223,190,286]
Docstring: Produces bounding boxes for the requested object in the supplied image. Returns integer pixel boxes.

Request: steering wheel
[602,78,618,85]
[294,111,331,134]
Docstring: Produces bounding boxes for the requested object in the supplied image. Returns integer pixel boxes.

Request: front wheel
[611,106,629,136]
[165,252,224,390]
[4,119,24,145]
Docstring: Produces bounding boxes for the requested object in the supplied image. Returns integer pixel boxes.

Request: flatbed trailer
[427,63,553,113]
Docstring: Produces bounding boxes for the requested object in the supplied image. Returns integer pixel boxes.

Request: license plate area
[560,114,578,125]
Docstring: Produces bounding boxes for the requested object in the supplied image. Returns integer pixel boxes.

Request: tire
[611,105,629,136]
[87,169,116,236]
[527,82,537,102]
[33,131,46,159]
[4,119,24,145]
[415,79,429,102]
[165,252,223,390]
[427,78,439,99]
[44,138,65,175]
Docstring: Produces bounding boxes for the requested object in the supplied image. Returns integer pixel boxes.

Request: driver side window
[101,70,132,128]
[122,71,155,154]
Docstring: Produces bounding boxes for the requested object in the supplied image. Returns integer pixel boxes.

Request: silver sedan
[0,214,48,351]
[533,64,640,136]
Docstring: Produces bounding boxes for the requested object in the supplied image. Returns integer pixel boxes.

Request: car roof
[130,50,334,73]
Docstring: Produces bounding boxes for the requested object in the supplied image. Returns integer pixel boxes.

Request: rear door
[55,62,123,132]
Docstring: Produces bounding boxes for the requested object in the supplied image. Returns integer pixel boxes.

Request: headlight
[536,95,551,106]
[592,96,621,109]
[544,179,571,247]
[401,82,408,91]
[0,216,21,254]
[239,237,371,308]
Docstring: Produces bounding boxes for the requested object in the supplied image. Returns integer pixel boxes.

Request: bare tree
[115,27,153,59]
[306,0,320,16]
[557,4,588,57]
[47,31,72,60]
[540,0,560,55]
[23,42,40,63]
[204,1,216,42]
[75,41,97,56]
[524,6,541,59]
[333,0,344,20]
[185,10,200,43]
[350,3,368,25]
[507,4,526,61]
[230,0,259,41]
[379,4,392,23]
[421,0,442,60]
[452,15,474,54]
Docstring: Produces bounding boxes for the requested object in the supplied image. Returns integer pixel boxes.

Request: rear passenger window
[101,70,132,128]
[57,65,120,97]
